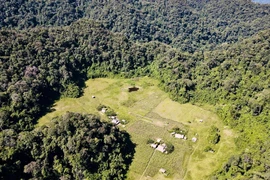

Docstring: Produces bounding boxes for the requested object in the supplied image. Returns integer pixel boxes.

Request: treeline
[149,29,270,179]
[0,18,270,179]
[1,0,270,52]
[0,19,270,179]
[0,20,160,132]
[0,1,270,178]
[0,112,135,179]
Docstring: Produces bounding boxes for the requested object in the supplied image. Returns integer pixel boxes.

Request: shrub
[147,139,154,144]
[166,142,174,153]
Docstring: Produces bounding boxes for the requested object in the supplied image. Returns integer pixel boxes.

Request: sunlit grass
[37,77,236,179]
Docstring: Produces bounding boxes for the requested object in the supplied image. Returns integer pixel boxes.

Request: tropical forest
[0,0,270,179]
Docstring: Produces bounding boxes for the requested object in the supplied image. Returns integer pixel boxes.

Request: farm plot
[38,77,236,180]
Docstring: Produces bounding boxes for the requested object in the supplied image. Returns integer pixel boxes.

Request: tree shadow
[121,131,137,179]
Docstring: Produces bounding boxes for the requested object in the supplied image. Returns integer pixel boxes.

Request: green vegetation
[146,139,155,144]
[37,78,236,179]
[0,0,270,179]
[1,0,270,53]
[169,127,188,136]
[0,112,135,179]
[96,104,117,116]
[165,142,174,154]
[207,126,221,145]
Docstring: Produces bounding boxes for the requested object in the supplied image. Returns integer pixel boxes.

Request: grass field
[38,77,237,180]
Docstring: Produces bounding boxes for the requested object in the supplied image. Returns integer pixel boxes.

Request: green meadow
[38,77,237,180]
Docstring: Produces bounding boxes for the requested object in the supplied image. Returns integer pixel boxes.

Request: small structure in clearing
[156,143,167,153]
[101,108,107,113]
[92,95,95,98]
[111,119,120,125]
[150,143,158,149]
[159,168,166,174]
[128,87,139,92]
[171,132,187,140]
[149,139,169,153]
[192,137,197,142]
[109,116,120,125]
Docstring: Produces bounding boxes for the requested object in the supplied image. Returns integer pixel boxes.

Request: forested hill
[0,19,270,178]
[1,0,270,179]
[0,112,135,179]
[0,20,165,131]
[1,0,270,52]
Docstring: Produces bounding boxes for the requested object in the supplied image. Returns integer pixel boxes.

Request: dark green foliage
[1,0,270,52]
[105,109,117,117]
[169,127,188,135]
[0,0,270,179]
[61,83,81,98]
[207,126,221,145]
[96,104,107,111]
[204,146,214,152]
[166,142,174,154]
[0,112,135,180]
[96,105,117,116]
[214,141,270,179]
[0,20,156,132]
[147,139,154,144]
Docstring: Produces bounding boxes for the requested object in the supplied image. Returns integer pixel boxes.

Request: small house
[150,143,158,149]
[175,133,185,139]
[159,168,166,174]
[156,145,166,153]
[101,108,107,113]
[112,119,120,125]
[92,95,95,98]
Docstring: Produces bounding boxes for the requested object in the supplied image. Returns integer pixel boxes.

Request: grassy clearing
[152,98,237,179]
[38,77,236,179]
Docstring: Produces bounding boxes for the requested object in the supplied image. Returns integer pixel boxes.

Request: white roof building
[159,168,166,173]
[112,119,120,125]
[101,108,107,113]
[150,143,158,149]
[175,133,185,139]
[156,145,166,153]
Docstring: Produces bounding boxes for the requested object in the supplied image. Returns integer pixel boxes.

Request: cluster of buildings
[108,116,120,125]
[150,138,168,153]
[101,107,123,125]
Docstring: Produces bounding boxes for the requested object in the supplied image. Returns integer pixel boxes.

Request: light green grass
[37,77,237,180]
[152,98,237,179]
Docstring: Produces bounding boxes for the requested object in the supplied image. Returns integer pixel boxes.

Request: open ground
[38,77,237,180]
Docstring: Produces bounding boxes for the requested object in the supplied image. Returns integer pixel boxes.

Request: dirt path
[182,136,200,179]
[140,149,156,180]
[139,123,167,180]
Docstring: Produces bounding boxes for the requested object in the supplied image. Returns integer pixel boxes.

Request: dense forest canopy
[1,0,270,52]
[0,0,270,179]
[0,112,135,179]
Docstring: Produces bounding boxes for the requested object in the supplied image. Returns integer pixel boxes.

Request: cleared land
[38,77,237,180]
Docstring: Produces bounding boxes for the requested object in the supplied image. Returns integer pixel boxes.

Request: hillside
[0,0,270,179]
[37,77,237,179]
[0,112,135,179]
[1,0,270,52]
